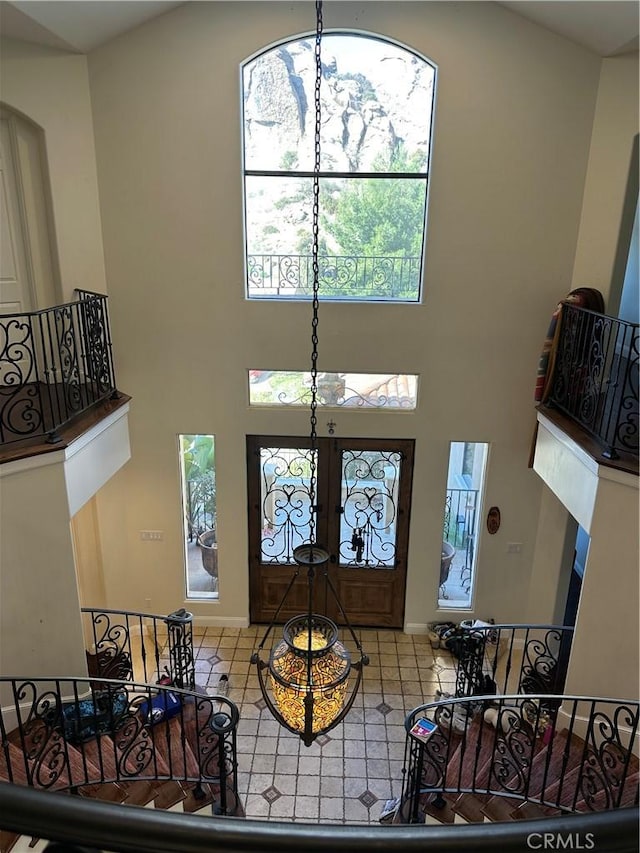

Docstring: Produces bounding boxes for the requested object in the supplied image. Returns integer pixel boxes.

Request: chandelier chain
[309,0,323,550]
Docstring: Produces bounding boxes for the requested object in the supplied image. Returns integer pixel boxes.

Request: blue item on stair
[139,690,182,725]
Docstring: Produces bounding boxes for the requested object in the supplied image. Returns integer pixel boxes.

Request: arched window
[242,33,436,302]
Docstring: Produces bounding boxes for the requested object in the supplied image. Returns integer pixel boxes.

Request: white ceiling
[0,0,638,56]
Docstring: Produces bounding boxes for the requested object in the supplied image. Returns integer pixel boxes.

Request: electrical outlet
[507,542,522,554]
[140,530,164,541]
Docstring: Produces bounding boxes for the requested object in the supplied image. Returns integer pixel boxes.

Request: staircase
[0,677,243,852]
[0,606,242,853]
[400,694,639,825]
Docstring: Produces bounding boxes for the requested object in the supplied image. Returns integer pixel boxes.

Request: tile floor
[193,625,458,824]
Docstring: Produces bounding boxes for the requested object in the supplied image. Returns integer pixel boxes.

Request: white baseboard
[191,615,250,629]
[404,623,429,635]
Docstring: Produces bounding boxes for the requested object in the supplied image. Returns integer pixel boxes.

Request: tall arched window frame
[242,32,437,303]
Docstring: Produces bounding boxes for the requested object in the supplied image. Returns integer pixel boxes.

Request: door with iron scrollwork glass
[247,436,413,628]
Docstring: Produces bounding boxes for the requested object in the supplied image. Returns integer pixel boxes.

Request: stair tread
[574,770,640,812]
[420,794,456,824]
[78,732,157,804]
[0,829,20,853]
[512,801,550,820]
[482,794,522,822]
[0,743,30,786]
[2,691,241,818]
[154,780,188,810]
[452,792,489,822]
[445,715,498,790]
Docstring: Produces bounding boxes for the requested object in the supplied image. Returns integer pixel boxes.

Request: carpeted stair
[413,710,639,826]
[0,695,242,853]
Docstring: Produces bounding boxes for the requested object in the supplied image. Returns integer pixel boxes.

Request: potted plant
[197,527,218,578]
[182,436,217,577]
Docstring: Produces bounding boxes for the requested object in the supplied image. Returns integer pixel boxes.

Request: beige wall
[532,413,640,699]
[572,52,640,303]
[0,38,107,300]
[0,456,87,676]
[86,1,604,626]
[566,472,639,700]
[71,498,107,610]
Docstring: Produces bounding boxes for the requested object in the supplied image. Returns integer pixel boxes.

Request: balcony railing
[0,676,240,816]
[247,254,421,300]
[547,304,639,459]
[0,289,118,446]
[82,607,195,691]
[444,623,574,699]
[0,782,638,852]
[402,694,639,826]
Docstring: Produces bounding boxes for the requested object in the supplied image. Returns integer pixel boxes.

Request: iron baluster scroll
[339,449,402,567]
[0,290,119,446]
[82,607,196,688]
[165,608,195,690]
[402,695,639,822]
[247,253,422,301]
[77,289,117,395]
[448,623,575,700]
[1,676,241,815]
[548,304,639,459]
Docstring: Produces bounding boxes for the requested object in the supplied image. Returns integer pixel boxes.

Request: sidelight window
[439,441,489,609]
[179,434,218,600]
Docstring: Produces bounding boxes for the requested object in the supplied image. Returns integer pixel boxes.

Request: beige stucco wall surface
[571,52,640,303]
[0,38,107,299]
[0,457,87,676]
[565,472,640,700]
[85,1,604,626]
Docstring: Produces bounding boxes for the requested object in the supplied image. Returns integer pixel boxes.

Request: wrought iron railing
[0,676,239,816]
[401,694,639,825]
[247,254,421,300]
[82,607,195,691]
[0,783,638,853]
[442,488,478,595]
[447,623,574,699]
[0,289,118,446]
[547,304,639,459]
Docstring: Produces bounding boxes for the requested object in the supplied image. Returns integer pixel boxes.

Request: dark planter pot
[197,530,218,578]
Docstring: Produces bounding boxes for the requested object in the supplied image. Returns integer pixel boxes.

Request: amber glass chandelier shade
[268,615,350,736]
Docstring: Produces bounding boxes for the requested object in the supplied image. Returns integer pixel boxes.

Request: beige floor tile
[233,627,459,825]
[296,774,320,796]
[295,795,319,818]
[321,775,344,798]
[270,795,295,818]
[320,797,345,820]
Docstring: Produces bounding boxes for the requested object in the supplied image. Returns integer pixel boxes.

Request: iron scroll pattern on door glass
[259,447,315,564]
[339,449,402,568]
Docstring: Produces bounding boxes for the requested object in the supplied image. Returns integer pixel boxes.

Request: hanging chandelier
[251,0,368,747]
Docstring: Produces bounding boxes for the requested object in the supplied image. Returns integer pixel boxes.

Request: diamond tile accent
[207,653,221,665]
[358,790,378,808]
[254,697,267,711]
[429,663,444,674]
[262,785,282,804]
[315,733,331,747]
[375,701,393,716]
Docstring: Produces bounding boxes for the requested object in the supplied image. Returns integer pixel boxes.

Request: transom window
[248,370,418,409]
[242,33,436,302]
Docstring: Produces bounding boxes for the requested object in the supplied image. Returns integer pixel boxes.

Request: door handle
[329,554,337,563]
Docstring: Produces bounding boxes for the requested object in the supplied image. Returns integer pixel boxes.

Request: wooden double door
[247,436,414,629]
